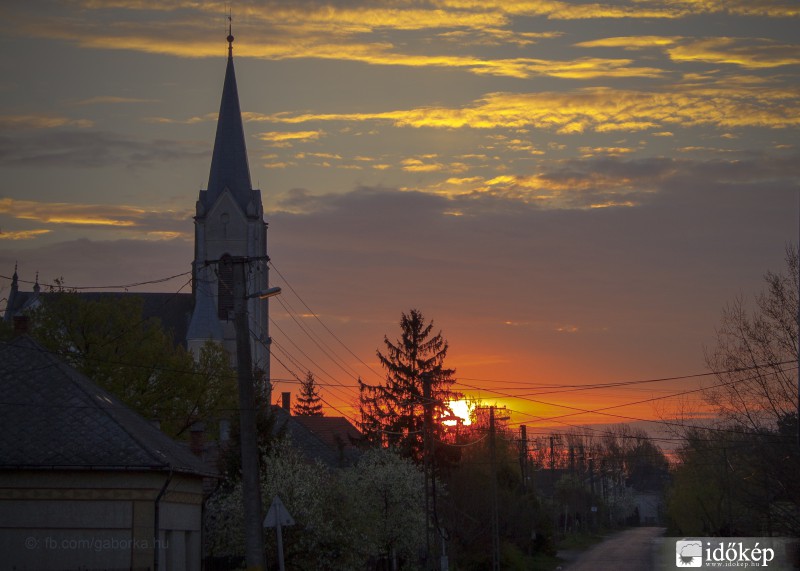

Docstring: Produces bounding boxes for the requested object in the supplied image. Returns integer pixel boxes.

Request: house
[271,396,362,468]
[0,335,216,571]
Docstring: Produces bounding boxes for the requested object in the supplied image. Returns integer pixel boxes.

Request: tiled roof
[272,407,362,468]
[291,415,362,451]
[0,336,215,476]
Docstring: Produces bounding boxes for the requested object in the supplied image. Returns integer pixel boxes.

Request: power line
[272,292,363,382]
[0,271,192,291]
[269,261,383,381]
[457,363,797,437]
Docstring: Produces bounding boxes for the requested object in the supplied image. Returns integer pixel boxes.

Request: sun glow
[444,399,472,426]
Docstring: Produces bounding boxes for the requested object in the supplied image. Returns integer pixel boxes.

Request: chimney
[190,421,205,457]
[281,392,291,413]
[13,315,30,335]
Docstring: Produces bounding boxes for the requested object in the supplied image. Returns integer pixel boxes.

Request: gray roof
[272,407,362,468]
[0,335,215,476]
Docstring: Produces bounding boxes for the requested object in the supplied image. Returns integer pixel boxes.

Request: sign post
[263,495,295,571]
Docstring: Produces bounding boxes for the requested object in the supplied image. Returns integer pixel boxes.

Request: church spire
[205,23,253,211]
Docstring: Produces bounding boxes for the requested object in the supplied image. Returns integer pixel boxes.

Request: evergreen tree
[359,308,456,462]
[293,371,324,416]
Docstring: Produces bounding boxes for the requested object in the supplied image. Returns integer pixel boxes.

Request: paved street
[562,527,667,571]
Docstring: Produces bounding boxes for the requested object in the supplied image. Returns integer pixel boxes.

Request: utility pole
[589,457,595,530]
[489,406,500,571]
[232,257,265,571]
[422,372,434,569]
[519,425,528,494]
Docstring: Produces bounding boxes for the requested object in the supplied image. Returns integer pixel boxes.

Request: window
[218,254,234,319]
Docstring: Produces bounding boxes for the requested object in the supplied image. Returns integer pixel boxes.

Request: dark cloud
[262,153,795,382]
[0,239,192,291]
[2,153,795,389]
[0,130,208,168]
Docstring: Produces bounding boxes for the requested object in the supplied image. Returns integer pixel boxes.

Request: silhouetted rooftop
[0,335,215,476]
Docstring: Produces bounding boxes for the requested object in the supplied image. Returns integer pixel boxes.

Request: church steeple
[204,24,253,212]
[189,29,270,377]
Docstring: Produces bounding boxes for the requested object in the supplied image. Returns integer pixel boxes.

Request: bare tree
[704,245,798,430]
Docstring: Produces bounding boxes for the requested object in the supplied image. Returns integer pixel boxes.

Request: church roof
[204,34,253,213]
[4,291,193,349]
[0,335,215,476]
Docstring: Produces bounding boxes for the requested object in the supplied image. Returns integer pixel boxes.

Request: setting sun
[444,399,472,426]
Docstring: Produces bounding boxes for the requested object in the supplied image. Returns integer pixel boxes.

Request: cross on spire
[227,15,234,57]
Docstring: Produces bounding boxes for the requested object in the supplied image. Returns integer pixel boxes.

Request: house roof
[291,415,362,451]
[0,335,215,477]
[271,407,362,468]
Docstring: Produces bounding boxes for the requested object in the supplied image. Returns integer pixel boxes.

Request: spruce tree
[293,371,324,416]
[359,308,456,462]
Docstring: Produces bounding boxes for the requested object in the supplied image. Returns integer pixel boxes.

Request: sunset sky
[1,1,798,435]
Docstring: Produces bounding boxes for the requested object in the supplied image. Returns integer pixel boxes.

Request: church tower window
[217,254,234,320]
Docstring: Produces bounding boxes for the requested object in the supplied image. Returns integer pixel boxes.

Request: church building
[4,31,273,378]
[187,30,272,374]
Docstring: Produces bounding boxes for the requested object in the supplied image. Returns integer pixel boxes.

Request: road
[561,527,667,571]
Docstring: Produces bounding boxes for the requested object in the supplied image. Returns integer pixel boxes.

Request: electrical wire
[269,260,383,381]
[0,271,192,291]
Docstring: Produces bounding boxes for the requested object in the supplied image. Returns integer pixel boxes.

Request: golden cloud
[257,130,324,146]
[575,36,682,50]
[145,113,216,125]
[0,228,51,241]
[0,199,190,233]
[72,95,156,105]
[0,114,93,130]
[578,35,800,69]
[447,0,799,19]
[438,28,563,47]
[18,9,666,79]
[264,85,800,132]
[424,159,676,208]
[668,37,800,68]
[0,199,142,227]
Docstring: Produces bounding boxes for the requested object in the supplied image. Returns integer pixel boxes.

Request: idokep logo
[676,540,703,567]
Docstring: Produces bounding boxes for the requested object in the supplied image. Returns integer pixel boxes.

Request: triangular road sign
[263,495,295,528]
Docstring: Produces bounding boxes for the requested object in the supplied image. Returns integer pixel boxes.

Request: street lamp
[248,286,281,299]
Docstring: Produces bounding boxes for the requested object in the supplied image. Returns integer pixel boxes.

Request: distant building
[0,335,216,570]
[4,31,272,379]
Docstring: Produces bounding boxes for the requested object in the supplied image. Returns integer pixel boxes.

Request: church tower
[187,30,271,377]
